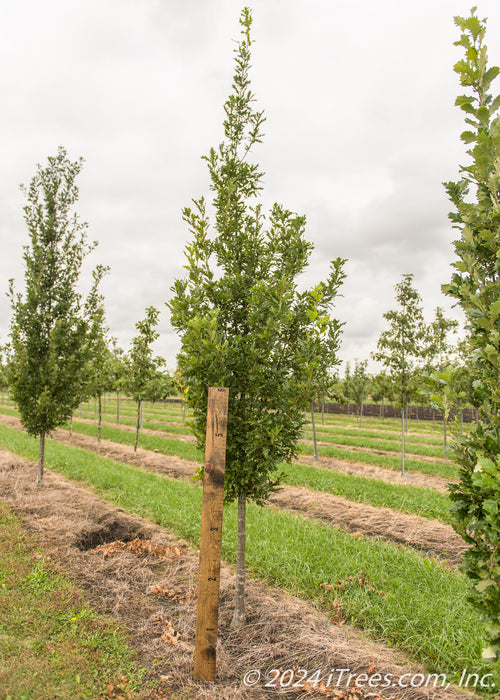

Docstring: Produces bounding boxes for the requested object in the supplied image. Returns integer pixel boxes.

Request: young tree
[110,340,127,425]
[6,147,101,485]
[370,370,394,418]
[443,8,500,661]
[423,306,459,371]
[168,8,345,628]
[84,267,114,443]
[348,359,370,426]
[418,365,466,457]
[125,306,168,455]
[372,273,425,474]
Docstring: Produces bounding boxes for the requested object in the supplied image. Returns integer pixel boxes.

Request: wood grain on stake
[193,388,229,682]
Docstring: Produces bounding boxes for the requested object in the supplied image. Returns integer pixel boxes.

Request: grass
[68,419,453,523]
[0,422,498,691]
[298,442,458,479]
[301,429,449,459]
[77,409,193,437]
[308,421,447,445]
[70,419,203,463]
[0,501,159,699]
[280,462,453,523]
[0,406,454,523]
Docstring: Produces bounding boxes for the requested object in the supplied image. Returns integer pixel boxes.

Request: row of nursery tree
[1,6,499,661]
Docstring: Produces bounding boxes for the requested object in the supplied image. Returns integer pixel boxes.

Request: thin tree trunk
[401,408,406,476]
[134,399,141,455]
[98,393,102,443]
[69,415,73,437]
[359,387,365,427]
[231,490,247,629]
[321,397,325,426]
[311,401,318,459]
[444,417,447,458]
[117,391,120,425]
[36,432,45,486]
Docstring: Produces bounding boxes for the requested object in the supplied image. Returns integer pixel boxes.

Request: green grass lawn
[0,406,454,523]
[0,421,497,692]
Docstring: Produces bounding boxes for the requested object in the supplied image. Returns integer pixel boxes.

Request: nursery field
[0,396,498,699]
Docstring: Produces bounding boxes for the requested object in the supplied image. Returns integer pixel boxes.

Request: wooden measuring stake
[193,387,229,681]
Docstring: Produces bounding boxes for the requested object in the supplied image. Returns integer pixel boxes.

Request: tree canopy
[6,147,101,484]
[168,7,345,627]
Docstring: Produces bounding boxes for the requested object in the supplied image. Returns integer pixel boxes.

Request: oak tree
[124,306,168,455]
[372,273,425,473]
[443,7,500,661]
[169,8,345,628]
[6,147,101,484]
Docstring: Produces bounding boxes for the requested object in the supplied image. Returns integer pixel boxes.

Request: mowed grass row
[69,404,458,480]
[0,407,455,523]
[0,421,496,690]
[78,405,451,461]
[64,418,456,524]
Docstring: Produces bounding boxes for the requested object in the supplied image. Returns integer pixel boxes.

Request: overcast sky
[2,0,499,373]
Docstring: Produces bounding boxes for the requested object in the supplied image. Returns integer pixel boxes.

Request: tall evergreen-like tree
[6,147,101,485]
[168,8,345,628]
[372,273,425,473]
[443,8,500,661]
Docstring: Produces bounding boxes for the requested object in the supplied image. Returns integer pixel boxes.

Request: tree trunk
[321,397,325,426]
[117,391,120,425]
[231,491,247,629]
[36,432,45,486]
[311,401,318,459]
[69,415,73,437]
[359,387,365,427]
[98,393,102,443]
[134,400,141,455]
[444,417,447,458]
[401,408,406,476]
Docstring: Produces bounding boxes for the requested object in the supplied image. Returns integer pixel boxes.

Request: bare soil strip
[0,414,463,566]
[0,450,478,700]
[268,487,465,566]
[307,440,450,465]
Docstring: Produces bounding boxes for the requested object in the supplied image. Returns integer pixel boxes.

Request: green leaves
[7,147,101,439]
[372,273,425,407]
[168,8,345,506]
[124,306,169,404]
[444,8,500,661]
